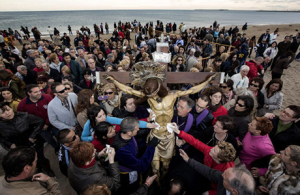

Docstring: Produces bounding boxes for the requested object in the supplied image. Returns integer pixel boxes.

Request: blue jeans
[296,52,300,60]
[39,125,59,149]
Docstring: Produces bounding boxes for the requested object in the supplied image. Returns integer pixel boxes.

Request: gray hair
[229,164,255,195]
[107,54,114,61]
[240,65,250,71]
[120,117,139,134]
[26,49,35,56]
[42,62,49,67]
[17,65,27,71]
[178,96,195,109]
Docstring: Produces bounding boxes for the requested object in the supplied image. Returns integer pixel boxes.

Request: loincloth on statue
[148,127,175,161]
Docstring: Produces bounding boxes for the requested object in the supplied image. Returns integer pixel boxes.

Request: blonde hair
[61,65,71,74]
[34,58,43,63]
[171,55,186,65]
[193,62,203,71]
[217,141,236,163]
[204,67,213,72]
[220,53,229,62]
[119,59,130,67]
[190,67,200,72]
[102,83,116,94]
[142,52,149,60]
[83,184,111,195]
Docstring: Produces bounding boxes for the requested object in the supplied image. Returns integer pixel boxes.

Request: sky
[1,0,300,11]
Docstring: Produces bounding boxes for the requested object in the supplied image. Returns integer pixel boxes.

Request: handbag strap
[69,98,77,116]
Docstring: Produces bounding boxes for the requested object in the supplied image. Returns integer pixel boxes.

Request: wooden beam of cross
[98,40,220,86]
[98,71,219,86]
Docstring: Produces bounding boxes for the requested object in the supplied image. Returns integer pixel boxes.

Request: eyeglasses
[196,104,206,110]
[65,87,71,90]
[104,92,113,95]
[236,102,245,107]
[282,110,293,118]
[177,59,183,61]
[68,135,77,143]
[250,83,259,88]
[219,85,228,89]
[56,88,66,93]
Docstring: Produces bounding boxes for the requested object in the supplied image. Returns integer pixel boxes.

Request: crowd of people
[0,19,300,195]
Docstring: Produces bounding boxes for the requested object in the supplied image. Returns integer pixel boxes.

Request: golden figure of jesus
[104,73,214,177]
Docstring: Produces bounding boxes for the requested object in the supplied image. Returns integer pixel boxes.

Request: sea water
[0,10,299,34]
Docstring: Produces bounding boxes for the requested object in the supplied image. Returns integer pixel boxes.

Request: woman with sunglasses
[248,77,265,110]
[0,87,21,112]
[170,55,185,72]
[220,79,235,105]
[82,105,157,142]
[261,78,283,113]
[228,95,254,142]
[98,83,119,115]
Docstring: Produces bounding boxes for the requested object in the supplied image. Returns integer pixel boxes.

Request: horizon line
[1,9,300,12]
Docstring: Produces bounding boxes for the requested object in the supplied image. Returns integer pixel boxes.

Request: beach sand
[2,23,300,194]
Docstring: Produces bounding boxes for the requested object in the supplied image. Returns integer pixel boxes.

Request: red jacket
[245,60,263,81]
[17,94,53,125]
[33,67,44,73]
[179,131,234,195]
[118,31,125,39]
[211,105,228,125]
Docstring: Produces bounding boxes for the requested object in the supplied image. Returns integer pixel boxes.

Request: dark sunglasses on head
[219,85,228,89]
[105,92,114,95]
[56,88,66,94]
[236,103,245,107]
[250,83,259,88]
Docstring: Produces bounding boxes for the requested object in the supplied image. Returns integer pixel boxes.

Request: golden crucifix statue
[104,61,215,178]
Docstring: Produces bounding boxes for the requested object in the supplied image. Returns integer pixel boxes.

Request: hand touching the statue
[103,74,115,82]
[171,123,180,134]
[147,122,158,129]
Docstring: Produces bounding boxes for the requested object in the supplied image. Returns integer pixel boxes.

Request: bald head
[223,166,255,195]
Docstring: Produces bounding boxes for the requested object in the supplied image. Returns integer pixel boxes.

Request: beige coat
[0,176,61,195]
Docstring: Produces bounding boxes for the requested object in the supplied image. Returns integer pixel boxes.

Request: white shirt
[47,27,54,35]
[269,33,278,45]
[231,73,249,90]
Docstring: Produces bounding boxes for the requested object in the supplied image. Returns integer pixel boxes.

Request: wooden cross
[98,41,220,86]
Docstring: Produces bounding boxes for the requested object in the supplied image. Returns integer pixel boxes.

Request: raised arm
[103,74,145,98]
[176,73,216,97]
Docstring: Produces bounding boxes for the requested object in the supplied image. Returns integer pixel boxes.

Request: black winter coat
[0,112,44,149]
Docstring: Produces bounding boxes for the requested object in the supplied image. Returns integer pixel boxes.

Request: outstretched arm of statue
[176,73,216,97]
[103,74,145,98]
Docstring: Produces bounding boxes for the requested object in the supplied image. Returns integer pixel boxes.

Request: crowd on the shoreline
[0,20,300,195]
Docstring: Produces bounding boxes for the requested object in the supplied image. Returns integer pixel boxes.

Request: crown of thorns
[129,61,166,87]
